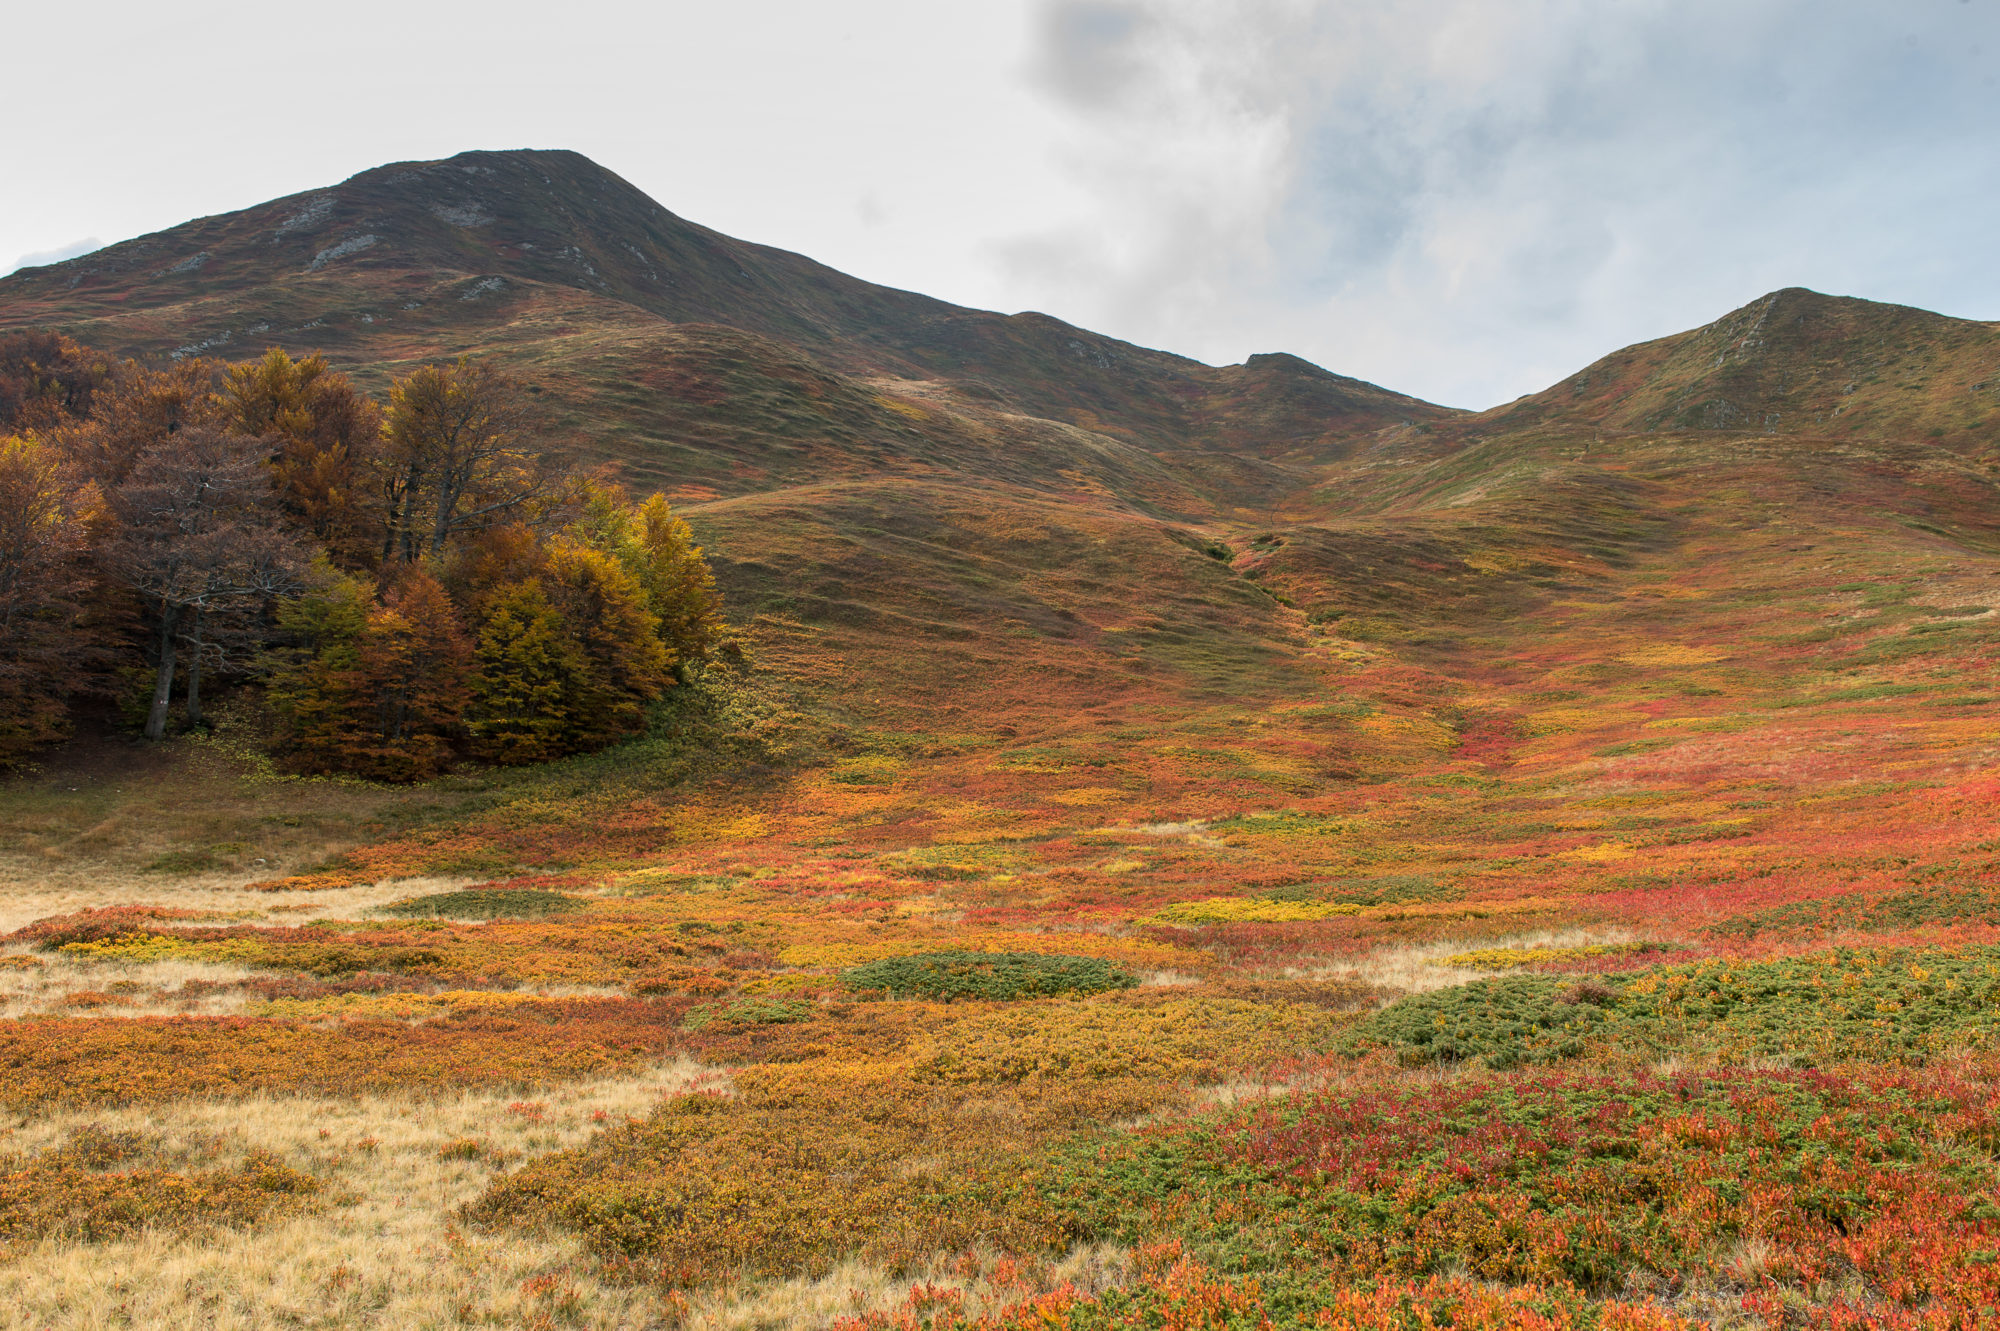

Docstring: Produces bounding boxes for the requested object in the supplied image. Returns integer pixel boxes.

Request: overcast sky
[6,0,1996,408]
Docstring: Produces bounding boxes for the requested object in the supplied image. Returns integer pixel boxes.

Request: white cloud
[3,0,1995,410]
[1007,0,2000,407]
[4,237,103,277]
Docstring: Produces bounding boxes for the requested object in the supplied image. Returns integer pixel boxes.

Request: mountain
[0,148,1450,470]
[1476,287,2000,449]
[5,149,1999,730]
[13,154,2000,1331]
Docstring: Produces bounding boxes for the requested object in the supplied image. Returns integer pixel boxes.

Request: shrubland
[4,156,2000,1328]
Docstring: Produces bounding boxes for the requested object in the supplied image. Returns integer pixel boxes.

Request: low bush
[0,1126,318,1240]
[1354,948,2000,1068]
[914,997,1345,1086]
[0,999,695,1106]
[682,998,816,1031]
[1348,974,1610,1069]
[841,1243,1698,1330]
[1263,874,1461,907]
[1715,885,2000,937]
[1151,897,1364,924]
[471,1068,1070,1288]
[841,952,1137,1002]
[1045,1064,2000,1312]
[8,906,201,949]
[1439,941,1681,970]
[1615,947,2000,1061]
[378,888,584,920]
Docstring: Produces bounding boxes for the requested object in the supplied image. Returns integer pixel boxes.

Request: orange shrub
[0,1126,318,1240]
[0,998,696,1107]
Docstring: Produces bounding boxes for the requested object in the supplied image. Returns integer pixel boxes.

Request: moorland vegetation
[0,149,1997,1330]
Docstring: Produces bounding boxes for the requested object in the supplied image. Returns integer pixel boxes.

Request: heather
[0,152,1998,1329]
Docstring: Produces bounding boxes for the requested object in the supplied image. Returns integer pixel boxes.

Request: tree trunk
[184,608,205,729]
[382,488,407,565]
[144,607,180,741]
[382,464,420,565]
[430,471,463,556]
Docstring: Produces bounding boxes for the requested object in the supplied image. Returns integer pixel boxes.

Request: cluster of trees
[0,331,725,778]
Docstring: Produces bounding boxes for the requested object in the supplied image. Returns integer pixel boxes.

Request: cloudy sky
[6,0,1996,408]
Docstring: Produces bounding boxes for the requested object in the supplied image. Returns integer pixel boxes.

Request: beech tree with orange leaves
[103,427,310,739]
[0,434,94,760]
[337,569,472,780]
[226,348,384,560]
[0,328,730,775]
[378,358,566,565]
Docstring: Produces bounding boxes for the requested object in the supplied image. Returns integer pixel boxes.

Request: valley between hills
[1,149,1999,1329]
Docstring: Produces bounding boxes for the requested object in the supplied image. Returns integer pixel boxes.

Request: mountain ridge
[0,148,1453,466]
[6,147,1997,659]
[8,149,1993,476]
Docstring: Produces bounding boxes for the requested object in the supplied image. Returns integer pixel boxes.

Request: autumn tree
[104,427,309,739]
[439,521,546,620]
[541,538,670,746]
[0,335,732,772]
[345,569,471,779]
[0,330,110,434]
[59,358,227,489]
[378,358,564,565]
[226,348,384,559]
[266,560,372,769]
[567,482,726,678]
[636,493,726,675]
[464,581,584,765]
[0,435,93,760]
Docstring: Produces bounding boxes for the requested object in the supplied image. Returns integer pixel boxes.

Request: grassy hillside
[2,152,2000,1329]
[1479,286,2000,449]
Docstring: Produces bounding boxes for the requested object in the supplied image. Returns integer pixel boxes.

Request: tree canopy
[0,339,731,778]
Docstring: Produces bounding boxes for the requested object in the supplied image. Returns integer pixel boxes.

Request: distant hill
[1477,287,2000,451]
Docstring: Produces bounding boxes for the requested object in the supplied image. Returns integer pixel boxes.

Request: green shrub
[1616,948,2000,1061]
[379,889,582,920]
[1262,874,1458,906]
[1347,975,1610,1069]
[1351,947,2000,1068]
[840,951,1137,1002]
[1714,885,2000,938]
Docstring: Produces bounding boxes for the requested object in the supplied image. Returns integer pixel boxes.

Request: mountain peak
[0,147,1460,464]
[1480,287,2000,443]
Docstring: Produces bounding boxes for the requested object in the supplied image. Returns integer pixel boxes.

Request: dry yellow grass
[0,1064,715,1331]
[0,710,509,914]
[1293,927,1639,993]
[0,876,486,935]
[0,874,500,1023]
[683,1243,1133,1331]
[0,1063,1136,1331]
[0,951,264,1019]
